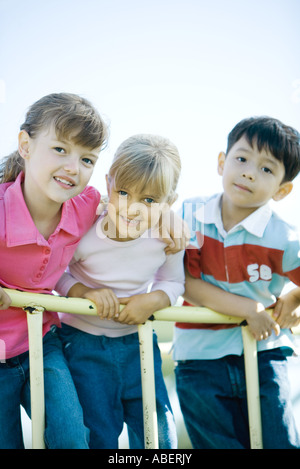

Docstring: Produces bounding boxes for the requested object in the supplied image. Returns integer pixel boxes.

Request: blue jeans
[58,324,177,449]
[175,349,300,449]
[0,326,89,449]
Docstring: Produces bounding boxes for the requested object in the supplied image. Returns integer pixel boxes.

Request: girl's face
[19,126,100,208]
[105,175,169,241]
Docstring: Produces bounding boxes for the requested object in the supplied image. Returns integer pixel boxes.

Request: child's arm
[117,290,170,325]
[159,210,190,254]
[273,287,300,329]
[0,286,11,310]
[60,281,120,320]
[55,270,120,319]
[184,269,280,341]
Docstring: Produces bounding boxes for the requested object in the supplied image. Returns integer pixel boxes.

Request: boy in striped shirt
[174,117,300,448]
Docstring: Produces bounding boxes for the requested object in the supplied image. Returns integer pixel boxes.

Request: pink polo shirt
[0,172,100,358]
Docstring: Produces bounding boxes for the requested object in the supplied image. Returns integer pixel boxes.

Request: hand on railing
[243,302,280,341]
[272,288,300,330]
[59,282,120,320]
[117,291,170,325]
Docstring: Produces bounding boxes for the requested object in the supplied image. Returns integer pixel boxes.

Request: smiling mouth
[54,176,75,187]
[234,183,252,193]
[120,216,141,226]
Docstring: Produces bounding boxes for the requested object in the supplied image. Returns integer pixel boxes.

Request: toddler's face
[218,136,292,215]
[105,176,168,241]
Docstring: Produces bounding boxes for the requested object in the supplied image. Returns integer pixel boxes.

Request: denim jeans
[0,325,89,449]
[175,348,300,449]
[58,324,177,449]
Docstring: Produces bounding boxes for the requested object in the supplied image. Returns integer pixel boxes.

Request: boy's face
[105,176,169,241]
[218,136,293,217]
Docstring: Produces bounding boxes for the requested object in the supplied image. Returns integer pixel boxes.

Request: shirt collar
[194,193,273,238]
[4,172,79,247]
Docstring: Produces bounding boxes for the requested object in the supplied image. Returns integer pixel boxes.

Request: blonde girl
[55,134,185,448]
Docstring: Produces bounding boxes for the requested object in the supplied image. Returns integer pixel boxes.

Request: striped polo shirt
[173,193,300,360]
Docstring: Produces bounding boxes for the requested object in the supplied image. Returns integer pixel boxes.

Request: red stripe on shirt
[287,265,300,286]
[185,235,284,283]
[184,246,202,278]
[180,236,286,330]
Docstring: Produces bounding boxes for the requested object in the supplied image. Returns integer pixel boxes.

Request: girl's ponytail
[0,151,24,183]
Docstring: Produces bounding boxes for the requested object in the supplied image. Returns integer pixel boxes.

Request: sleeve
[55,249,82,296]
[282,228,300,286]
[54,271,80,297]
[184,247,202,278]
[150,250,185,305]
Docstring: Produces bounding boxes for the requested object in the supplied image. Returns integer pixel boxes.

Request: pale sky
[0,0,299,224]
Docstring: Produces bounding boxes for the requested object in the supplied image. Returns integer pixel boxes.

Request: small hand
[273,289,300,329]
[245,303,280,341]
[117,295,153,325]
[82,288,120,320]
[159,211,190,255]
[118,291,170,325]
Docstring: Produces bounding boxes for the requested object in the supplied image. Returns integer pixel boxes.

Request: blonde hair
[0,93,108,183]
[109,134,181,203]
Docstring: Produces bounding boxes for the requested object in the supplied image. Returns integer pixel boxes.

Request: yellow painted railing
[3,288,296,449]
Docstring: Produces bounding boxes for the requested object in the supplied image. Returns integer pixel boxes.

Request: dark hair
[226,117,300,182]
[0,93,108,183]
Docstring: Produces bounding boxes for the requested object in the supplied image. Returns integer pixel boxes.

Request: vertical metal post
[138,321,159,449]
[242,326,263,449]
[26,307,46,449]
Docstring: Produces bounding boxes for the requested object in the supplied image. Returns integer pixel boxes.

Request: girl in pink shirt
[0,92,107,448]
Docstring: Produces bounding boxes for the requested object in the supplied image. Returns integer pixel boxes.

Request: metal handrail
[3,288,290,449]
